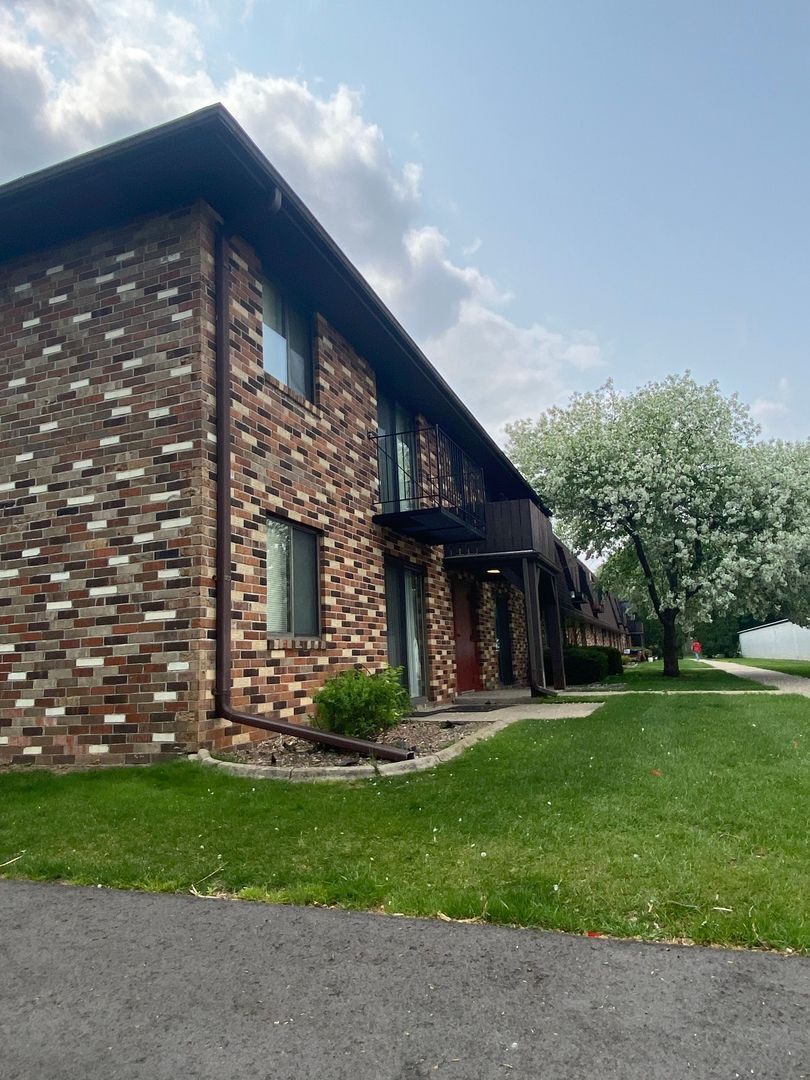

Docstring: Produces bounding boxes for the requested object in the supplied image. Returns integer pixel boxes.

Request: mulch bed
[215,719,484,769]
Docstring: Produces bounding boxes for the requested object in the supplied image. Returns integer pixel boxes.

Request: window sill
[267,636,327,650]
[259,372,322,417]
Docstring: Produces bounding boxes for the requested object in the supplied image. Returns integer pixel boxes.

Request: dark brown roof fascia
[0,104,548,514]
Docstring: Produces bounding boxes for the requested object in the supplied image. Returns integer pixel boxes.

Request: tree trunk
[660,611,680,677]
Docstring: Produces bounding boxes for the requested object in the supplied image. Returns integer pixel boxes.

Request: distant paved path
[704,659,810,697]
[2,881,808,1080]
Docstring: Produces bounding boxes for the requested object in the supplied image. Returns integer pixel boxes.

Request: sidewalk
[704,659,810,697]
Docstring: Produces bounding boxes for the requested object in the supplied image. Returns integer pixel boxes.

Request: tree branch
[664,562,679,596]
[625,527,663,618]
[682,537,706,602]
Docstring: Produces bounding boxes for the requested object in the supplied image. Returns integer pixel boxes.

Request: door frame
[377,392,419,512]
[451,577,483,694]
[494,591,514,686]
[384,556,429,702]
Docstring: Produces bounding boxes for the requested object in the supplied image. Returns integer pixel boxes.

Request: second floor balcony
[370,425,486,544]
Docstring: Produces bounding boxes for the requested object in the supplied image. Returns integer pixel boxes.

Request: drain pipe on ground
[212,216,412,763]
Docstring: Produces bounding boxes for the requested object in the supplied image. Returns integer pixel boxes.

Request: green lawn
[606,657,773,691]
[1,693,807,952]
[730,658,810,680]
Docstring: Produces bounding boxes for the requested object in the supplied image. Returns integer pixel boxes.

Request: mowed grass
[731,658,810,681]
[606,657,773,691]
[1,693,807,951]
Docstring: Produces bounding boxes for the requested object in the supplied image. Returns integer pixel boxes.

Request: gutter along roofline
[210,106,552,513]
[0,103,548,514]
[212,219,411,762]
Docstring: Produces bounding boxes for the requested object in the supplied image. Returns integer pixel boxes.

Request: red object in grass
[587,931,603,938]
[650,768,663,777]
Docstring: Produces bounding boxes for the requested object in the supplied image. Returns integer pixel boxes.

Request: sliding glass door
[384,558,427,700]
[377,392,418,512]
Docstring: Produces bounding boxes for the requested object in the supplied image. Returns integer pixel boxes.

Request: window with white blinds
[266,517,319,636]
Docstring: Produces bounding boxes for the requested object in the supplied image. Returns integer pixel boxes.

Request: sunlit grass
[1,693,807,951]
[730,658,810,680]
[606,657,773,691]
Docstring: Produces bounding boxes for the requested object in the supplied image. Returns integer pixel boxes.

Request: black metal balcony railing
[369,425,486,544]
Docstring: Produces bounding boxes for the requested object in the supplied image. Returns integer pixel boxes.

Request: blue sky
[3,0,808,439]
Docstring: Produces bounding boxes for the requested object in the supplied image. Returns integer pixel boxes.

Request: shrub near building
[544,646,610,685]
[589,645,624,675]
[313,667,410,741]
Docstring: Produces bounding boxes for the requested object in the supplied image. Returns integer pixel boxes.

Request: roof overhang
[737,619,791,635]
[0,104,545,508]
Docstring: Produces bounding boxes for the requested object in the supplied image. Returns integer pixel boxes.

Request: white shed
[738,619,810,660]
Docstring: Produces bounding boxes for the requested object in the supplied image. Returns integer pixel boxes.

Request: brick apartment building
[0,106,630,767]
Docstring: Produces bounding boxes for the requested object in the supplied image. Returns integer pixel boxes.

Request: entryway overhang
[444,548,567,695]
[442,548,558,576]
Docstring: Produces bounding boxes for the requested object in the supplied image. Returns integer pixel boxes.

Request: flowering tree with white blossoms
[505,374,810,677]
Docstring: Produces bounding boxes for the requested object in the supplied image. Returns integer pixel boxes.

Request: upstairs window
[262,277,314,400]
[266,516,320,637]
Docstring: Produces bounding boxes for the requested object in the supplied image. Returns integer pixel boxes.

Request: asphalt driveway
[1,880,807,1079]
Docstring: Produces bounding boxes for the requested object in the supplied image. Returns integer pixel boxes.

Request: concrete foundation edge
[192,715,527,782]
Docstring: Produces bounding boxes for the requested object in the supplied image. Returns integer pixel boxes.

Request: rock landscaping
[198,702,602,781]
[213,718,484,770]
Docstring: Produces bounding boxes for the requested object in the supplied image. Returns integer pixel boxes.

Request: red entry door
[452,581,482,693]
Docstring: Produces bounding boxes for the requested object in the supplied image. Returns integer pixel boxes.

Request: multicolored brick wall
[190,214,468,747]
[508,584,529,685]
[1,201,534,765]
[477,581,529,690]
[195,223,460,752]
[0,205,212,766]
[563,617,626,650]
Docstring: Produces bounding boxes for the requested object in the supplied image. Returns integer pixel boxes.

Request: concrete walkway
[434,701,602,722]
[2,880,807,1080]
[457,687,775,702]
[704,659,810,697]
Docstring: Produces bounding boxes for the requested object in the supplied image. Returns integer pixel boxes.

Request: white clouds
[751,377,796,437]
[751,398,789,429]
[221,74,419,278]
[425,302,604,440]
[388,224,510,339]
[9,0,100,47]
[0,8,58,173]
[0,0,602,434]
[3,0,216,156]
